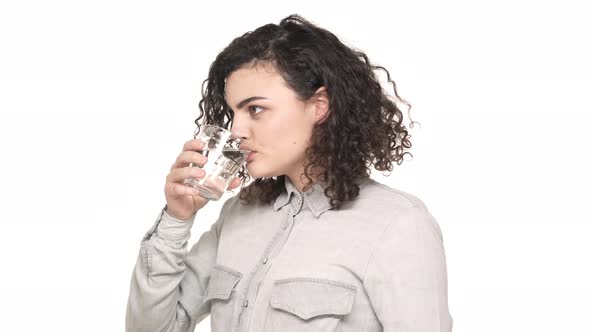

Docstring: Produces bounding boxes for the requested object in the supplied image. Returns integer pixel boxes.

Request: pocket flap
[269,278,357,320]
[204,264,243,301]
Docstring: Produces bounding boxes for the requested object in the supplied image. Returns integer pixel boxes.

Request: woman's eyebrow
[235,96,268,109]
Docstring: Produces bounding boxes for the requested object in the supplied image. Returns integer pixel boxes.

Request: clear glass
[183,125,250,200]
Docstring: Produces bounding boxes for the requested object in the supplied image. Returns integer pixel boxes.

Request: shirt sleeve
[125,197,237,332]
[362,204,454,332]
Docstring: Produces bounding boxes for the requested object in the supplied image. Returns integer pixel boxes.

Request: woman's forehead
[225,66,287,106]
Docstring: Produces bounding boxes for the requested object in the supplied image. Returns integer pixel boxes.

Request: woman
[126,14,453,332]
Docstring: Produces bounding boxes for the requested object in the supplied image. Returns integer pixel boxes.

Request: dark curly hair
[193,14,419,209]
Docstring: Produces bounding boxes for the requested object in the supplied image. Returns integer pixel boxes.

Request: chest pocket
[203,264,242,331]
[265,277,357,332]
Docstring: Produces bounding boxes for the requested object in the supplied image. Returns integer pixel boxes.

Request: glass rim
[199,147,252,153]
[226,148,252,153]
[193,124,231,138]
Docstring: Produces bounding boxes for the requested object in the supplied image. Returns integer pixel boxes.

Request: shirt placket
[234,193,305,332]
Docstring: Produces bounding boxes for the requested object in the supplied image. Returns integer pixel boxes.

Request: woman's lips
[246,151,257,163]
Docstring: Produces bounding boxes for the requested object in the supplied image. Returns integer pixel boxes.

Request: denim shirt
[125,176,453,332]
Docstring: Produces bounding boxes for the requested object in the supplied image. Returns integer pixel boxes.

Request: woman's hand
[164,139,242,220]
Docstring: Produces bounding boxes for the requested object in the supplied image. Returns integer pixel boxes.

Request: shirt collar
[272,175,371,218]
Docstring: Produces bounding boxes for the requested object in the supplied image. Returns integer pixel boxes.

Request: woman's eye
[248,105,264,115]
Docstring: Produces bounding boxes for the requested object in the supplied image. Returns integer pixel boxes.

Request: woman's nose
[229,122,248,141]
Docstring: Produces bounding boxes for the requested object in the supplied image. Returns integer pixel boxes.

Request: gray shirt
[125,176,453,332]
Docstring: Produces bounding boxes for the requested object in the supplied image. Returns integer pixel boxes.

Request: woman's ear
[312,86,330,124]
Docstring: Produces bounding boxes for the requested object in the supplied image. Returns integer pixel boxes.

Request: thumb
[227,177,242,191]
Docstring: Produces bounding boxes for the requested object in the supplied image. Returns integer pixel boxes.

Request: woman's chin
[245,163,260,178]
[246,161,278,179]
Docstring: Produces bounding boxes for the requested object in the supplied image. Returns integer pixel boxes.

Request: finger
[171,151,208,171]
[166,181,200,197]
[226,177,242,191]
[167,166,205,183]
[174,183,200,196]
[182,138,205,152]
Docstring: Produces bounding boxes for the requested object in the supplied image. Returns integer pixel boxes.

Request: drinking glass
[183,125,250,200]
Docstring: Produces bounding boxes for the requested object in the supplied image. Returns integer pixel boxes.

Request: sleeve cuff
[162,208,197,224]
[154,206,196,243]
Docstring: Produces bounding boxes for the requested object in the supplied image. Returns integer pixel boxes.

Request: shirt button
[263,257,268,264]
[243,300,249,308]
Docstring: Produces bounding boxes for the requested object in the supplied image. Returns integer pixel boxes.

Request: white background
[1,0,588,331]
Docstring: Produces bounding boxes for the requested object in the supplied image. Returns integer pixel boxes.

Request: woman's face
[225,63,322,181]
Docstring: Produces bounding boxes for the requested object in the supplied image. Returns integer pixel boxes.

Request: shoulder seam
[370,182,422,208]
